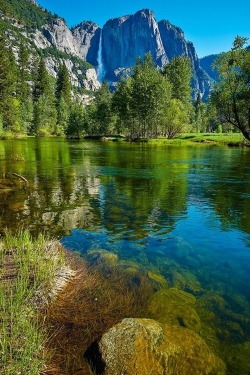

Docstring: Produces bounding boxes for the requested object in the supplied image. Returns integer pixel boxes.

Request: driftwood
[12,173,29,186]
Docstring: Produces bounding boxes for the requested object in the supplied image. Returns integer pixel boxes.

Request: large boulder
[96,318,226,375]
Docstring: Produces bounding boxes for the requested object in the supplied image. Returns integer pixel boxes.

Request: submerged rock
[148,287,201,332]
[95,318,226,375]
[86,249,118,266]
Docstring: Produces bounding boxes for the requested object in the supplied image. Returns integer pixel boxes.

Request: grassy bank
[148,132,246,146]
[0,230,66,375]
[0,231,153,374]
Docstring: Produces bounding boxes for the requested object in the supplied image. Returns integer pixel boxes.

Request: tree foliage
[211,36,250,140]
[162,56,192,104]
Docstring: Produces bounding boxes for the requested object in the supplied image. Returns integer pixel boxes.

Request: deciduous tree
[211,36,250,141]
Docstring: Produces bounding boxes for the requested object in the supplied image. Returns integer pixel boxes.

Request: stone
[96,318,226,375]
[76,8,211,97]
[148,287,201,332]
[86,249,118,266]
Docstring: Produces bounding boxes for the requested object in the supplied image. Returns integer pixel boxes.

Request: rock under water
[88,318,226,375]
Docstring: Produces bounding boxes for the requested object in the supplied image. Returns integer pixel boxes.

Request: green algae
[148,287,201,332]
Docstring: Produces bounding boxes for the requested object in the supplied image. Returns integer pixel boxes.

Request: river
[0,138,250,374]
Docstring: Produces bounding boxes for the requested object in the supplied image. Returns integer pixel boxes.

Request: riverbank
[0,231,153,374]
[0,231,72,374]
[0,132,248,147]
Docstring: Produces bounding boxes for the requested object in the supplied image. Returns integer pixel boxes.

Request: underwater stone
[86,249,118,266]
[97,318,226,375]
[148,287,201,332]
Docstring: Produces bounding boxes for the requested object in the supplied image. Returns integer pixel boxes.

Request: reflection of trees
[95,144,190,239]
[0,139,101,236]
[199,148,250,235]
[0,140,190,238]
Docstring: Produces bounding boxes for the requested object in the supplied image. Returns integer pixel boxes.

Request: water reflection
[1,138,250,374]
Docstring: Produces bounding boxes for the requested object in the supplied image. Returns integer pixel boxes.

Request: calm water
[0,138,250,373]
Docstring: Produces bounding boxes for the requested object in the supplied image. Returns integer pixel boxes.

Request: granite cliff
[72,9,212,96]
[1,1,212,97]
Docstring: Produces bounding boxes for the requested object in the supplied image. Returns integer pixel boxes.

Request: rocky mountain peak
[72,21,100,66]
[102,9,168,80]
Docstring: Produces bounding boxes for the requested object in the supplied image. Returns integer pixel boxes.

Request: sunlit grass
[149,132,246,146]
[0,230,65,375]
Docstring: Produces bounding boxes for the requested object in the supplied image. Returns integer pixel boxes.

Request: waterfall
[97,29,105,82]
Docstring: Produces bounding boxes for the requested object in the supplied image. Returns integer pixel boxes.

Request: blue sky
[37,0,250,57]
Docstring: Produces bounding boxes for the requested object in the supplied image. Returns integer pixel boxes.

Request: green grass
[148,132,246,146]
[0,230,65,375]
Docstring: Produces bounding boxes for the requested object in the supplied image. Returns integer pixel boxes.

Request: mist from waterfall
[97,29,105,82]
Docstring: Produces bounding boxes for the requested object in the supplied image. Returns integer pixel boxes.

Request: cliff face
[42,18,81,57]
[72,21,101,66]
[158,20,189,60]
[77,9,211,96]
[101,9,168,80]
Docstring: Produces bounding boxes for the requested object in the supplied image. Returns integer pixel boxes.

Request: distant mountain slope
[0,0,100,92]
[0,0,56,30]
[199,54,220,82]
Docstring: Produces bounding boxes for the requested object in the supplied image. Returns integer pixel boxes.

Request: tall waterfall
[97,29,105,82]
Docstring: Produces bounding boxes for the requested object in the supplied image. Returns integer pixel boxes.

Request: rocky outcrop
[158,20,189,60]
[72,21,101,66]
[95,318,226,375]
[42,18,81,57]
[102,9,168,80]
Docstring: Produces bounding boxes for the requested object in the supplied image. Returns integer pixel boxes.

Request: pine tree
[17,40,33,134]
[0,33,21,133]
[55,63,72,133]
[32,57,57,135]
[55,63,71,106]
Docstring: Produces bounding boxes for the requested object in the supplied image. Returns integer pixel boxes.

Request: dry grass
[43,256,153,375]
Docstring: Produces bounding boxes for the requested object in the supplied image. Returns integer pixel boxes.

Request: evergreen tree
[0,33,21,133]
[33,57,51,101]
[55,63,72,134]
[55,63,71,106]
[17,40,31,101]
[32,57,57,135]
[17,40,33,134]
